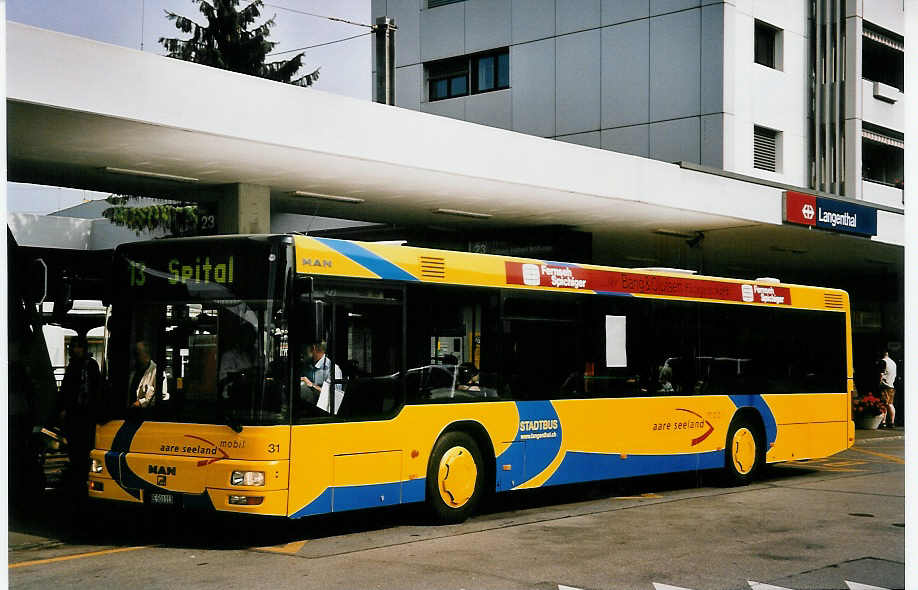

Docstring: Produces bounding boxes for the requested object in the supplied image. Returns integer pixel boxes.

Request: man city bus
[89,234,854,522]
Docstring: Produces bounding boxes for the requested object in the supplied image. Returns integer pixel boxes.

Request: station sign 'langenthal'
[783,190,878,237]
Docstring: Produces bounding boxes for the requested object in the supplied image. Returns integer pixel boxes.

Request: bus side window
[405,285,505,403]
[501,291,585,400]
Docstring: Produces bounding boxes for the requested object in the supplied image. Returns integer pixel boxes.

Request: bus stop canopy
[6,22,903,283]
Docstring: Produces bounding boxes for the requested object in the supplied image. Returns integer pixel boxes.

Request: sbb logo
[802,204,815,220]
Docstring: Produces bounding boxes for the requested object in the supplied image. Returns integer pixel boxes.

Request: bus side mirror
[27,258,48,305]
[52,272,74,324]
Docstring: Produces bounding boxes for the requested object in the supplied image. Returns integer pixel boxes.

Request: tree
[105,1,319,236]
[159,0,320,86]
[102,195,206,237]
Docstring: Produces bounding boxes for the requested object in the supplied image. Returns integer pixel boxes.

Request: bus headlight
[90,459,104,474]
[230,471,265,486]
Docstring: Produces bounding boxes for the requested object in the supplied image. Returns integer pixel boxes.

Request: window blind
[753,126,777,172]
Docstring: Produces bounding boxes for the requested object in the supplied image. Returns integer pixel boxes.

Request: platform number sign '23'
[783,190,877,237]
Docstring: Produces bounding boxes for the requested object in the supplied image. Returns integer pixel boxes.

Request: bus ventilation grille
[824,293,845,309]
[419,256,446,279]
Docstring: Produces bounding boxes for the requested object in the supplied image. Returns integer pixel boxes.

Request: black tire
[425,431,484,524]
[723,416,764,486]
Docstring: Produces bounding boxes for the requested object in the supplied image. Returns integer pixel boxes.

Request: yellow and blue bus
[89,234,854,522]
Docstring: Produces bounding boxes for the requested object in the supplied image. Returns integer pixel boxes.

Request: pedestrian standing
[59,336,101,487]
[879,350,897,428]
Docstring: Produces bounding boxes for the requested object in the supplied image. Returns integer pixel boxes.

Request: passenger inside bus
[218,324,256,391]
[130,340,157,408]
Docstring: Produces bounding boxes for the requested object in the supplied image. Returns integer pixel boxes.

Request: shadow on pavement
[8,464,824,553]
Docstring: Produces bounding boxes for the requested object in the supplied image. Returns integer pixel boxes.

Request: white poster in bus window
[605,315,627,367]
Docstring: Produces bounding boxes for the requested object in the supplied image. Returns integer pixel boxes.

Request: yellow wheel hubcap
[438,445,477,508]
[731,427,757,475]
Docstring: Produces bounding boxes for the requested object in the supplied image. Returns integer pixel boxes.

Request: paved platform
[854,427,905,443]
[9,438,904,589]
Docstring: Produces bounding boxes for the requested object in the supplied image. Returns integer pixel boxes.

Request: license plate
[149,493,175,505]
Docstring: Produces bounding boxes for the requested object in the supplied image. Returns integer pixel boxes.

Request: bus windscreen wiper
[222,411,243,433]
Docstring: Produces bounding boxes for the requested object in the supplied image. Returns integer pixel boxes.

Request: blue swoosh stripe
[291,488,333,518]
[111,419,142,452]
[315,238,418,281]
[290,478,427,519]
[541,260,581,268]
[729,394,778,446]
[544,450,724,487]
[107,420,143,499]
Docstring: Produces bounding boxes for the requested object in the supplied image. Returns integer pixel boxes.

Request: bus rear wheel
[723,418,764,486]
[426,431,484,524]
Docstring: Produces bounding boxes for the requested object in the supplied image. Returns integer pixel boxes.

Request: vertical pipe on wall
[823,0,832,193]
[832,3,836,191]
[835,0,845,195]
[813,0,823,190]
[375,17,397,106]
[826,0,834,193]
[832,0,840,194]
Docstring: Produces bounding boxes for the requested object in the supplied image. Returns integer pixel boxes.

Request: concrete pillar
[844,5,864,198]
[218,183,271,234]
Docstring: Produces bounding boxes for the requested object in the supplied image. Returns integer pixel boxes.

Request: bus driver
[302,341,344,414]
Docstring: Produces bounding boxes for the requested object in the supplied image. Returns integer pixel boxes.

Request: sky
[6,0,372,214]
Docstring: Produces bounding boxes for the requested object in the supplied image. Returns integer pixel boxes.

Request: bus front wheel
[723,417,764,486]
[426,431,484,524]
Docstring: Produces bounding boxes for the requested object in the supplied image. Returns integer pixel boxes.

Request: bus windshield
[109,238,290,426]
[122,298,288,426]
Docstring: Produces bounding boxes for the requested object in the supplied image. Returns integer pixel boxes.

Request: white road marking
[565,580,894,590]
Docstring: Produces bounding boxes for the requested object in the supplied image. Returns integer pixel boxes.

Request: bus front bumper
[88,474,289,515]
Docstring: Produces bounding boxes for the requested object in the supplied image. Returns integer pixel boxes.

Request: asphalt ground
[9,431,905,590]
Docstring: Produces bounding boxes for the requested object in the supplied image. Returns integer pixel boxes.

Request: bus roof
[291,235,848,313]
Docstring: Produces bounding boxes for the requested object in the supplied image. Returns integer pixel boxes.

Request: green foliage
[103,195,203,237]
[159,0,320,86]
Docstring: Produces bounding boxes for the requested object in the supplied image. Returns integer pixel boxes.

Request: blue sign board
[784,191,878,237]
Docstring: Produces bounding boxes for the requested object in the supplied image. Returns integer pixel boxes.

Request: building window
[473,51,509,93]
[427,48,509,102]
[862,25,903,91]
[754,20,782,70]
[428,56,469,101]
[753,126,780,172]
[862,126,904,187]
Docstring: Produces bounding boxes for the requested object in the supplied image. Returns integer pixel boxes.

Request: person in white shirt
[880,351,897,428]
[130,341,158,408]
[302,341,344,414]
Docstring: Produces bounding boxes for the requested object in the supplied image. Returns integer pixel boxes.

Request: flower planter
[854,413,885,430]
